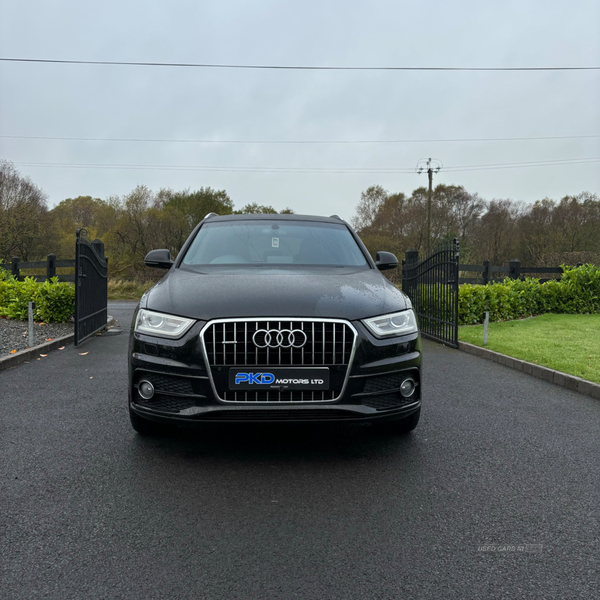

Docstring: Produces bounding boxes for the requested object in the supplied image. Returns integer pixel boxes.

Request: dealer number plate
[229,368,330,390]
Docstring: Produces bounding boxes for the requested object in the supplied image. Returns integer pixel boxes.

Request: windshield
[181,220,368,267]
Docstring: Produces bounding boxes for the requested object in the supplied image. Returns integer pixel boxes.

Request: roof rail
[329,214,342,220]
[204,212,218,219]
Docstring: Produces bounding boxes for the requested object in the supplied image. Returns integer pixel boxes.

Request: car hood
[143,267,409,321]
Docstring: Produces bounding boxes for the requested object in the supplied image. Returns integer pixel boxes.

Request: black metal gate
[401,238,460,348]
[74,229,108,346]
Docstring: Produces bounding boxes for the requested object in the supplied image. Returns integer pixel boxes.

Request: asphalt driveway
[1,301,599,599]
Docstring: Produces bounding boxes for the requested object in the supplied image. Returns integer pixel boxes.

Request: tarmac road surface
[1,301,599,599]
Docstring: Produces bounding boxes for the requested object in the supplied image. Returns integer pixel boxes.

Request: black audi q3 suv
[128,213,421,435]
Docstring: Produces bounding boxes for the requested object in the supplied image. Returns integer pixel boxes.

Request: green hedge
[459,264,600,325]
[0,271,75,323]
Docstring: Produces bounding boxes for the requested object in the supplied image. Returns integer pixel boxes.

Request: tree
[234,203,278,214]
[354,185,483,259]
[442,185,486,240]
[553,193,600,253]
[470,199,523,264]
[518,193,600,265]
[518,198,556,264]
[351,185,388,231]
[149,203,189,257]
[233,203,295,214]
[106,185,157,271]
[100,185,237,274]
[47,196,116,258]
[159,187,234,231]
[402,187,428,252]
[0,160,48,262]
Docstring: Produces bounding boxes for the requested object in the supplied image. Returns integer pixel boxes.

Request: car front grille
[203,319,355,367]
[222,390,338,402]
[202,319,357,403]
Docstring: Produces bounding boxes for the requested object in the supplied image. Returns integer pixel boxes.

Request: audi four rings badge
[252,328,308,348]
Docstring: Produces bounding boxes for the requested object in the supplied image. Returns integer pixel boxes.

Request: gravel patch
[0,318,74,358]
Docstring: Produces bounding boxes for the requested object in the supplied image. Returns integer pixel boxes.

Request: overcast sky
[1,0,599,222]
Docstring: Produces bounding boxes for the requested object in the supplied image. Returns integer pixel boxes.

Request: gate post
[404,248,418,296]
[92,239,105,258]
[74,231,81,345]
[11,257,19,279]
[509,259,521,280]
[401,259,406,291]
[453,238,460,347]
[405,248,419,263]
[47,254,56,280]
[482,260,491,285]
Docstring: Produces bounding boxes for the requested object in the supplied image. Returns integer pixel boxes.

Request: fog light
[400,378,415,398]
[138,380,155,400]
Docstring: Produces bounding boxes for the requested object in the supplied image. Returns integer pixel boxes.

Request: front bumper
[128,317,421,425]
[130,399,421,425]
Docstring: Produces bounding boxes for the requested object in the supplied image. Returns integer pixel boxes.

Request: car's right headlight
[135,309,195,339]
[362,309,418,338]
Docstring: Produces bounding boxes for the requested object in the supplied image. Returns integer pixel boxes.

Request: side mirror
[144,249,173,269]
[375,251,399,271]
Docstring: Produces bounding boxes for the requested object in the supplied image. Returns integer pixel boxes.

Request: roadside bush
[457,264,600,324]
[0,264,13,281]
[36,278,76,323]
[0,276,75,323]
[1,277,40,320]
[0,265,16,308]
[555,264,600,313]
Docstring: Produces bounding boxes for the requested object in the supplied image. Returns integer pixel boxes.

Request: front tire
[374,408,420,434]
[129,406,175,436]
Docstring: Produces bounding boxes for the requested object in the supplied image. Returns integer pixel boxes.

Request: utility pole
[427,166,433,255]
[416,158,442,254]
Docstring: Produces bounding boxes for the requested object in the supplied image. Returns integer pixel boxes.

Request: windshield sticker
[272,237,279,248]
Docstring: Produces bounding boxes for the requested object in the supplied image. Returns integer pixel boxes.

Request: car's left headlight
[135,309,195,339]
[363,309,418,338]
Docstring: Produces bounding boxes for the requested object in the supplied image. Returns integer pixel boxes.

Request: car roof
[205,213,347,224]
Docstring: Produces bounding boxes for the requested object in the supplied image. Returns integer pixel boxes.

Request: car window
[181,220,368,267]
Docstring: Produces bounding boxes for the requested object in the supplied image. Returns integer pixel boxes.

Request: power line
[2,134,599,144]
[445,157,600,171]
[12,157,600,174]
[11,162,425,173]
[1,57,599,71]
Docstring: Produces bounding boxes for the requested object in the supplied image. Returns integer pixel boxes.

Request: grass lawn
[458,314,600,385]
[107,279,157,300]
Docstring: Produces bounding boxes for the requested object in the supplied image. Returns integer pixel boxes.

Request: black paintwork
[130,214,421,427]
[141,266,409,321]
[375,251,399,271]
[140,214,409,320]
[144,249,173,269]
